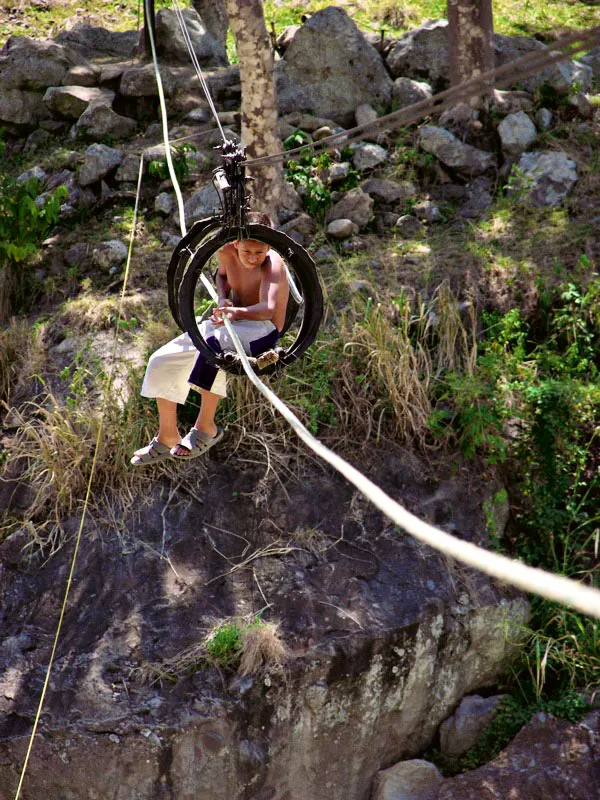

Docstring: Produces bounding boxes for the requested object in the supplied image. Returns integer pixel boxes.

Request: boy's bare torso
[220,242,289,331]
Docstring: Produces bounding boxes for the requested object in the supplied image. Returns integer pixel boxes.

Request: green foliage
[0,157,68,316]
[285,139,333,220]
[432,276,600,709]
[148,144,196,183]
[286,342,339,433]
[206,622,243,668]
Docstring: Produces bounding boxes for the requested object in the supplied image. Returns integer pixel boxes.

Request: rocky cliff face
[0,454,528,799]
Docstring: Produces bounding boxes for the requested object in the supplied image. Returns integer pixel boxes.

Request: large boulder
[55,23,139,59]
[0,89,47,129]
[276,7,392,126]
[392,77,433,108]
[326,187,374,229]
[43,86,114,120]
[386,20,592,95]
[73,104,137,142]
[439,694,506,758]
[155,8,228,66]
[580,46,600,81]
[0,36,99,91]
[511,150,578,207]
[174,183,221,227]
[498,111,537,156]
[418,125,495,176]
[119,64,183,98]
[387,20,450,89]
[437,712,599,799]
[372,759,443,800]
[78,143,124,186]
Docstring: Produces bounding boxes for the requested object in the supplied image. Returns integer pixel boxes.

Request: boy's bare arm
[216,250,233,306]
[217,254,283,323]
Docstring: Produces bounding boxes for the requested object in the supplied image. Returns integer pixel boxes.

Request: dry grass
[138,616,289,684]
[59,290,166,333]
[0,318,45,408]
[239,620,290,676]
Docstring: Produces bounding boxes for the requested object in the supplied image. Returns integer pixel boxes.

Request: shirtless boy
[131,213,289,464]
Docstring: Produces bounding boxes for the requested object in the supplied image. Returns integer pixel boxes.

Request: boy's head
[234,211,272,269]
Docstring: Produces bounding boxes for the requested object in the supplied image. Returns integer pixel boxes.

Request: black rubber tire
[177,224,323,376]
[167,216,223,331]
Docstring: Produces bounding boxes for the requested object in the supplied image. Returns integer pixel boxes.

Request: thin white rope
[171,0,227,141]
[147,23,600,621]
[145,0,187,237]
[13,156,146,800]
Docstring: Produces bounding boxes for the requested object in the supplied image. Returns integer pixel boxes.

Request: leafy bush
[148,143,196,183]
[0,172,67,318]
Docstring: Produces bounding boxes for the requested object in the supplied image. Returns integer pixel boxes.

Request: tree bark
[224,0,286,226]
[191,0,229,53]
[447,0,494,99]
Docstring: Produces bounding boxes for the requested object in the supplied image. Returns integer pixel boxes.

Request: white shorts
[140,319,279,403]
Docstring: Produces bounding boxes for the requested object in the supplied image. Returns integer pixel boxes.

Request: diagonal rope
[147,20,600,619]
[246,24,600,167]
[13,156,146,800]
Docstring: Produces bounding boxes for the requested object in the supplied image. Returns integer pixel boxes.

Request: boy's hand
[211,299,233,325]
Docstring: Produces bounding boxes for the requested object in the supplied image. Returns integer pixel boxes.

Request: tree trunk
[224,0,286,226]
[447,0,494,99]
[191,0,229,52]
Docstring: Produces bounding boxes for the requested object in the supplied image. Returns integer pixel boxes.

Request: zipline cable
[150,14,600,620]
[13,156,146,800]
[246,24,600,167]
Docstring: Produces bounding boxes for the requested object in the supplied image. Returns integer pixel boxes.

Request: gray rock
[155,192,175,217]
[24,129,51,154]
[327,218,356,240]
[512,150,578,207]
[0,528,29,567]
[279,213,315,236]
[352,142,388,172]
[78,143,123,186]
[361,178,417,204]
[43,86,114,120]
[65,242,92,268]
[395,215,424,238]
[92,240,128,270]
[115,154,142,183]
[342,236,366,253]
[460,177,494,219]
[498,111,537,156]
[372,759,443,800]
[418,125,495,176]
[414,200,441,222]
[490,90,534,116]
[580,46,600,81]
[175,183,221,226]
[119,64,179,98]
[276,7,392,126]
[567,92,593,119]
[74,104,137,141]
[326,188,374,229]
[16,166,46,185]
[313,125,335,142]
[535,108,553,131]
[155,8,227,66]
[282,112,339,132]
[439,695,506,759]
[392,77,433,108]
[55,23,139,59]
[0,35,98,91]
[276,25,301,53]
[0,89,48,129]
[355,103,378,128]
[313,246,336,264]
[377,211,401,228]
[386,20,593,95]
[186,149,214,173]
[495,34,592,96]
[386,20,450,88]
[327,162,351,185]
[438,102,478,135]
[183,107,211,125]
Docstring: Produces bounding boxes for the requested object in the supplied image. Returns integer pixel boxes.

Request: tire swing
[170,221,324,377]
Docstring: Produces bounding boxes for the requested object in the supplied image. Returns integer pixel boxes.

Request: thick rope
[13,157,146,800]
[148,25,600,620]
